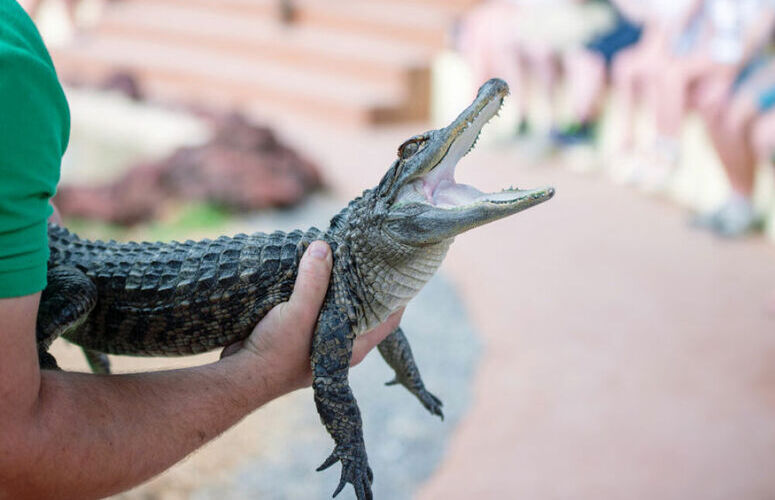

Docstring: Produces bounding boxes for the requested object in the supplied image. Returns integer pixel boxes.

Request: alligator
[37,78,554,500]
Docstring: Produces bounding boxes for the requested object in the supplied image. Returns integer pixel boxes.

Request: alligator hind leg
[38,348,61,370]
[36,266,97,370]
[82,348,111,374]
[378,327,443,419]
[311,306,373,500]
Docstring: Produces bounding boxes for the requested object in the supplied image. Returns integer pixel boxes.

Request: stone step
[97,1,432,87]
[297,0,456,49]
[127,0,455,49]
[390,0,480,8]
[52,35,410,125]
[50,0,471,124]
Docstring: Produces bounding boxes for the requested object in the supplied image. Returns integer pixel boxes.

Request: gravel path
[190,273,480,500]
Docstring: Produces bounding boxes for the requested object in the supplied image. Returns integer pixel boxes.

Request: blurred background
[20,0,775,498]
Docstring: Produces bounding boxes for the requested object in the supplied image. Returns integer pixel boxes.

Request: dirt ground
[419,147,775,500]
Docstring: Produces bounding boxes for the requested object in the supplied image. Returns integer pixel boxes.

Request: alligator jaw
[386,78,555,245]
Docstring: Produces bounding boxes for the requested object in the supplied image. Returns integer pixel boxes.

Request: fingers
[351,309,404,366]
[285,241,333,327]
[219,342,242,359]
[368,309,404,341]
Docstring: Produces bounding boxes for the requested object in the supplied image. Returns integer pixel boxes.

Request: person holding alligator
[0,1,400,497]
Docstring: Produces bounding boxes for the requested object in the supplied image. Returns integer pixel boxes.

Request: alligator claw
[317,451,339,472]
[386,378,444,420]
[318,443,373,500]
[416,388,444,420]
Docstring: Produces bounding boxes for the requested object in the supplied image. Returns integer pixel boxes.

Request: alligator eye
[399,141,420,160]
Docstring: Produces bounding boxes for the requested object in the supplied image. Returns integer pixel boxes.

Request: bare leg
[459,2,527,124]
[523,41,561,127]
[751,107,775,162]
[64,0,79,27]
[654,59,707,138]
[563,49,606,124]
[703,89,758,197]
[611,31,662,150]
[612,49,639,149]
[696,87,760,236]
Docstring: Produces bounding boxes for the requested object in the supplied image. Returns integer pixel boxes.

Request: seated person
[458,0,532,134]
[611,0,701,153]
[697,50,775,236]
[458,0,604,136]
[554,0,645,145]
[655,0,775,168]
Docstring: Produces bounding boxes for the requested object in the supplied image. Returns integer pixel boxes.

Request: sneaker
[516,118,531,137]
[692,194,761,238]
[550,121,597,147]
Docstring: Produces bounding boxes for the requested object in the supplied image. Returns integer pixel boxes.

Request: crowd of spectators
[459,0,775,238]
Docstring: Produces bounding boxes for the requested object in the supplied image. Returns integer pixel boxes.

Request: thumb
[285,240,333,325]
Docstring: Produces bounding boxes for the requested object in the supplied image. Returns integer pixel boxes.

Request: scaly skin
[37,79,554,499]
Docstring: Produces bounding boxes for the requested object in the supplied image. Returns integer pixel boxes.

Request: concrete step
[52,34,411,125]
[296,0,454,49]
[127,0,455,49]
[50,0,471,124]
[390,0,480,8]
[97,1,432,87]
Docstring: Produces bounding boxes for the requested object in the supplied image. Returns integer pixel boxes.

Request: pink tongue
[432,180,483,206]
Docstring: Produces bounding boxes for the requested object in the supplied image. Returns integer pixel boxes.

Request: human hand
[221,240,403,395]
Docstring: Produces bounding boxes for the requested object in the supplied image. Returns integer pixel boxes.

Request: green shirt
[0,0,69,298]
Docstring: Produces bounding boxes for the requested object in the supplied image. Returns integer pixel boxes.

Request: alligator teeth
[465,133,481,157]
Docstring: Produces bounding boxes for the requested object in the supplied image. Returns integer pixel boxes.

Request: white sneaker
[693,194,760,238]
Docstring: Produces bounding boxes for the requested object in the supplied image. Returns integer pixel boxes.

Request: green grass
[63,202,235,242]
[145,202,231,241]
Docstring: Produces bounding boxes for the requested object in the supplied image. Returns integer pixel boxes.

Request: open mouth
[396,85,553,209]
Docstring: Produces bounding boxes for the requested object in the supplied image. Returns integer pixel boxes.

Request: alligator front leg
[378,327,443,419]
[311,306,372,500]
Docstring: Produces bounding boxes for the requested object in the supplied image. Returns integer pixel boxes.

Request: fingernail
[308,240,329,260]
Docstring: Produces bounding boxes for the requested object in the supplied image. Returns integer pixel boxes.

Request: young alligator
[37,78,554,500]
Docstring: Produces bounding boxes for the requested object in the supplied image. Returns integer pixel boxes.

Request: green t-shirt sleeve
[0,0,69,298]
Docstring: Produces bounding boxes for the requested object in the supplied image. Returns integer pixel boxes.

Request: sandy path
[420,147,775,499]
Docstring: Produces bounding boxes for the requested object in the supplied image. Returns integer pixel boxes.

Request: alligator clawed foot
[318,443,373,500]
[416,388,444,420]
[386,378,444,420]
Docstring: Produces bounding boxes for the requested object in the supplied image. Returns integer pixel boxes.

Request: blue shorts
[732,51,775,111]
[733,54,771,90]
[759,86,775,112]
[585,13,642,68]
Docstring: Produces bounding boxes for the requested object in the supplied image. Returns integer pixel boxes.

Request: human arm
[0,241,400,499]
